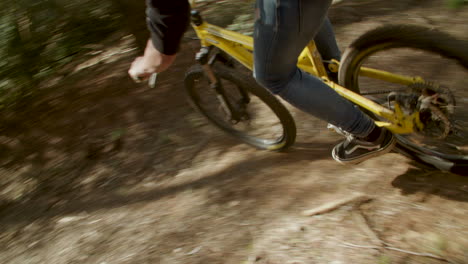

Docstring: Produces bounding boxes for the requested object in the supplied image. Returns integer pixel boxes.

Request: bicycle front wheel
[184,64,296,151]
[338,24,468,174]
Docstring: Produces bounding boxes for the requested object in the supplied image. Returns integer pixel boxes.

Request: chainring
[394,82,456,139]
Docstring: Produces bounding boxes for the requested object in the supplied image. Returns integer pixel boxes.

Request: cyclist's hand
[128,39,176,83]
[128,56,156,83]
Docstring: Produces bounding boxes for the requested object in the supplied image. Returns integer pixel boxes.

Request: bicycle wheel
[338,24,468,175]
[184,64,296,151]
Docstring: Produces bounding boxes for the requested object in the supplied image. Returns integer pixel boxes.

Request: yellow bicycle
[183,6,468,174]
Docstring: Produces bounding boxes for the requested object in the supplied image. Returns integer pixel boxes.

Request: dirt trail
[1,1,467,264]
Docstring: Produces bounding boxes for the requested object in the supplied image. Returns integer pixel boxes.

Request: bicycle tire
[338,24,468,175]
[184,64,296,151]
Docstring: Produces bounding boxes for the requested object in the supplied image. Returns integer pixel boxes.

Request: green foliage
[196,0,255,28]
[0,0,121,109]
[448,0,468,8]
[110,129,126,142]
[378,255,392,264]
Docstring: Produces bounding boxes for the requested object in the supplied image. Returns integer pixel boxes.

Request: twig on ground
[339,241,458,264]
[347,210,458,264]
[302,192,372,216]
[352,210,384,247]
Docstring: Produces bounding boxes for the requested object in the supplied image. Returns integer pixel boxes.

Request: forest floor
[1,1,467,263]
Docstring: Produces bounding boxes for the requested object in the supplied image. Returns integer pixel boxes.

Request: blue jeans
[253,0,374,138]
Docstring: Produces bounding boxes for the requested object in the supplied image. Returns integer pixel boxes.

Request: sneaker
[332,128,396,164]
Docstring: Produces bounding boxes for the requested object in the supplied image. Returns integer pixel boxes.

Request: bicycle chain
[361,89,407,95]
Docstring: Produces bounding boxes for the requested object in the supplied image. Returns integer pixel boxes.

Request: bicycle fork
[196,47,247,123]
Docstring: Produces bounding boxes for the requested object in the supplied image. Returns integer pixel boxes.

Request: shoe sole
[332,136,397,165]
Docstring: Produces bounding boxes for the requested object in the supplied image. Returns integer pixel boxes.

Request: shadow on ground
[392,165,468,202]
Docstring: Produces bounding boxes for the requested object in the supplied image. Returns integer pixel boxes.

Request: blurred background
[1,1,467,264]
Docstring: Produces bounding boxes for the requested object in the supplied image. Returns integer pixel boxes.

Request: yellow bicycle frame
[190,10,425,135]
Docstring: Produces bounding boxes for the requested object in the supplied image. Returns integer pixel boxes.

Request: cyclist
[128,0,396,164]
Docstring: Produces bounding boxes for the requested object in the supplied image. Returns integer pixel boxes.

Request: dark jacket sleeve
[146,0,191,55]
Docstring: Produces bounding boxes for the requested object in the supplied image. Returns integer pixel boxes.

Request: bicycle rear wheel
[184,64,296,151]
[338,24,468,175]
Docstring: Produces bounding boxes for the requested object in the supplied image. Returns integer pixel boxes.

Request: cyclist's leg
[314,17,341,62]
[253,0,373,138]
[314,17,340,82]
